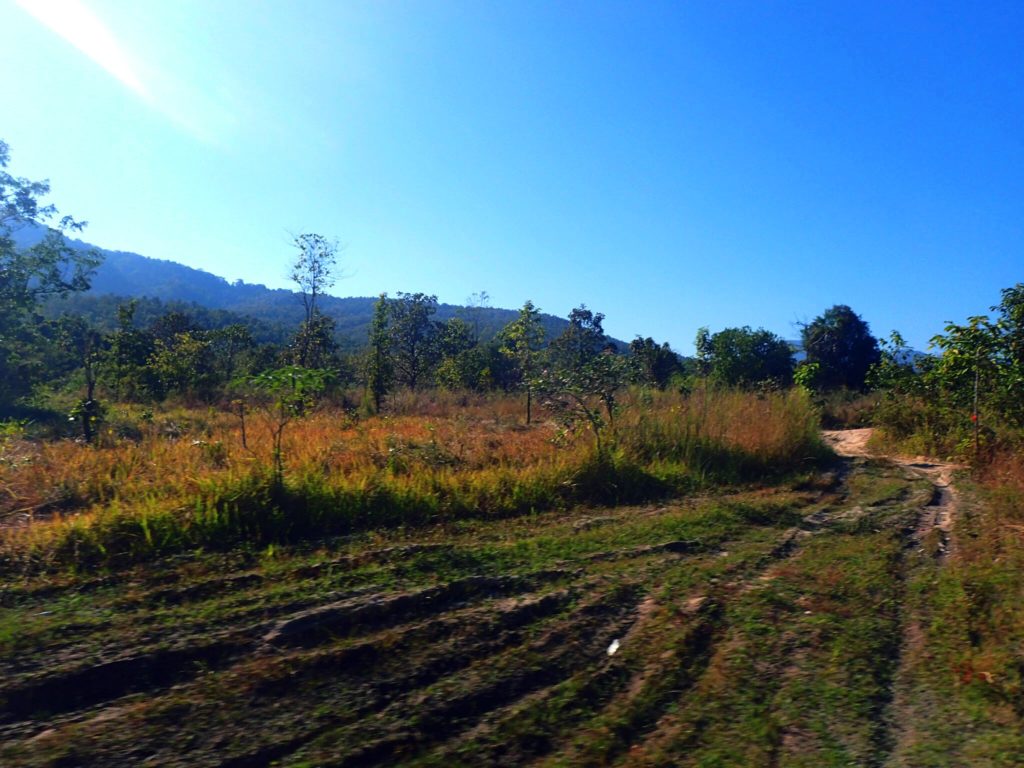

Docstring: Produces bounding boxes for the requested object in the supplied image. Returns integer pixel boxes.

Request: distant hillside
[18,227,593,348]
[44,293,297,346]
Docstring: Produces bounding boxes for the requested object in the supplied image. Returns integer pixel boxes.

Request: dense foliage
[801,304,880,390]
[695,325,794,388]
[872,284,1024,458]
[1,140,100,413]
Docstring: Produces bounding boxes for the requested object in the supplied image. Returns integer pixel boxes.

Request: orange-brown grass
[979,448,1024,495]
[896,457,1024,760]
[0,387,824,572]
[617,386,822,471]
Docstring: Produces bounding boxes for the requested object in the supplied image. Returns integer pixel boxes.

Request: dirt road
[1,430,988,767]
[823,427,959,552]
[821,427,875,458]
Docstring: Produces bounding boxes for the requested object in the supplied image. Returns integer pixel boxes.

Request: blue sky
[2,0,1021,352]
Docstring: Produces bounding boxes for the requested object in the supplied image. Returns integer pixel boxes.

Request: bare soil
[824,427,961,555]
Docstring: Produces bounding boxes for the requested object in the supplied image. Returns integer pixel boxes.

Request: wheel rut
[2,459,917,768]
[824,428,963,768]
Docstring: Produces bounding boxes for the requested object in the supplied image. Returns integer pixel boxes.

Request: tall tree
[288,233,338,325]
[208,323,256,383]
[800,305,880,390]
[365,293,392,412]
[58,316,106,443]
[695,326,794,388]
[629,336,684,389]
[549,304,609,372]
[0,139,100,411]
[536,350,630,454]
[104,301,158,401]
[286,312,339,371]
[389,292,439,390]
[460,290,491,343]
[929,283,1024,429]
[499,300,546,423]
[288,233,339,367]
[538,305,628,451]
[434,317,482,390]
[149,330,214,401]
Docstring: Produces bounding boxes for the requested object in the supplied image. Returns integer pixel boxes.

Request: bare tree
[288,233,339,325]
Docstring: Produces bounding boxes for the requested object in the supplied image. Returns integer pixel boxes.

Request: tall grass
[914,459,1024,744]
[0,387,824,572]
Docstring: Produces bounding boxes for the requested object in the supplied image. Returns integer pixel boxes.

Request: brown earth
[823,427,961,555]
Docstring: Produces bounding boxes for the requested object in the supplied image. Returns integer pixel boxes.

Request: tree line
[0,141,876,422]
[7,137,1018,460]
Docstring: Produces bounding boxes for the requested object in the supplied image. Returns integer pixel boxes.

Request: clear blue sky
[2,0,1021,352]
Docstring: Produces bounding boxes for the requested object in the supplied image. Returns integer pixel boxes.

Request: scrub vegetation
[2,140,1023,766]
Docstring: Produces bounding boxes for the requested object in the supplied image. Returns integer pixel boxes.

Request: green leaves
[800,305,880,390]
[0,139,101,412]
[536,351,631,453]
[696,325,794,389]
[365,293,393,411]
[388,292,439,390]
[249,366,332,483]
[250,365,330,417]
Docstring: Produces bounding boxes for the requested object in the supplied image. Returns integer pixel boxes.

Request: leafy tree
[437,316,475,359]
[389,292,439,390]
[288,233,339,367]
[913,285,1024,446]
[989,284,1024,421]
[793,361,821,394]
[800,305,880,390]
[931,317,1006,423]
[871,287,1024,456]
[59,316,106,443]
[208,323,256,383]
[629,336,684,390]
[695,326,794,388]
[868,332,918,392]
[149,310,199,343]
[364,293,392,412]
[0,139,100,411]
[286,312,340,371]
[537,350,630,454]
[548,304,610,372]
[104,301,159,401]
[288,233,338,325]
[149,330,214,400]
[997,283,1024,369]
[249,366,330,485]
[474,342,518,392]
[498,300,546,422]
[434,317,484,390]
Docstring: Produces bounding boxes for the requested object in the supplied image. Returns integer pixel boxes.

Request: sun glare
[14,0,147,97]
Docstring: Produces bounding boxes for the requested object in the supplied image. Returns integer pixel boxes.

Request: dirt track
[823,428,960,553]
[0,436,973,766]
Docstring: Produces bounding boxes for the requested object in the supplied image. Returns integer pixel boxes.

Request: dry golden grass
[0,387,823,571]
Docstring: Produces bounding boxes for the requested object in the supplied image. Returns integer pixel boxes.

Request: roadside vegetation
[0,387,822,574]
[2,139,1023,765]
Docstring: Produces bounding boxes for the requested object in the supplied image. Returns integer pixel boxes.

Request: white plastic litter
[607,638,620,656]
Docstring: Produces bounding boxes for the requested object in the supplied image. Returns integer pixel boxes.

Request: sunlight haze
[2,0,1021,352]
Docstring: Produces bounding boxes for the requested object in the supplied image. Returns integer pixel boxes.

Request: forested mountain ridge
[15,226,584,347]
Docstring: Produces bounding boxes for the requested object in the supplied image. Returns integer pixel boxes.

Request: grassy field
[0,387,820,572]
[1,390,1022,766]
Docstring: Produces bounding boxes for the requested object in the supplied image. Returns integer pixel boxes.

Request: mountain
[16,226,591,348]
